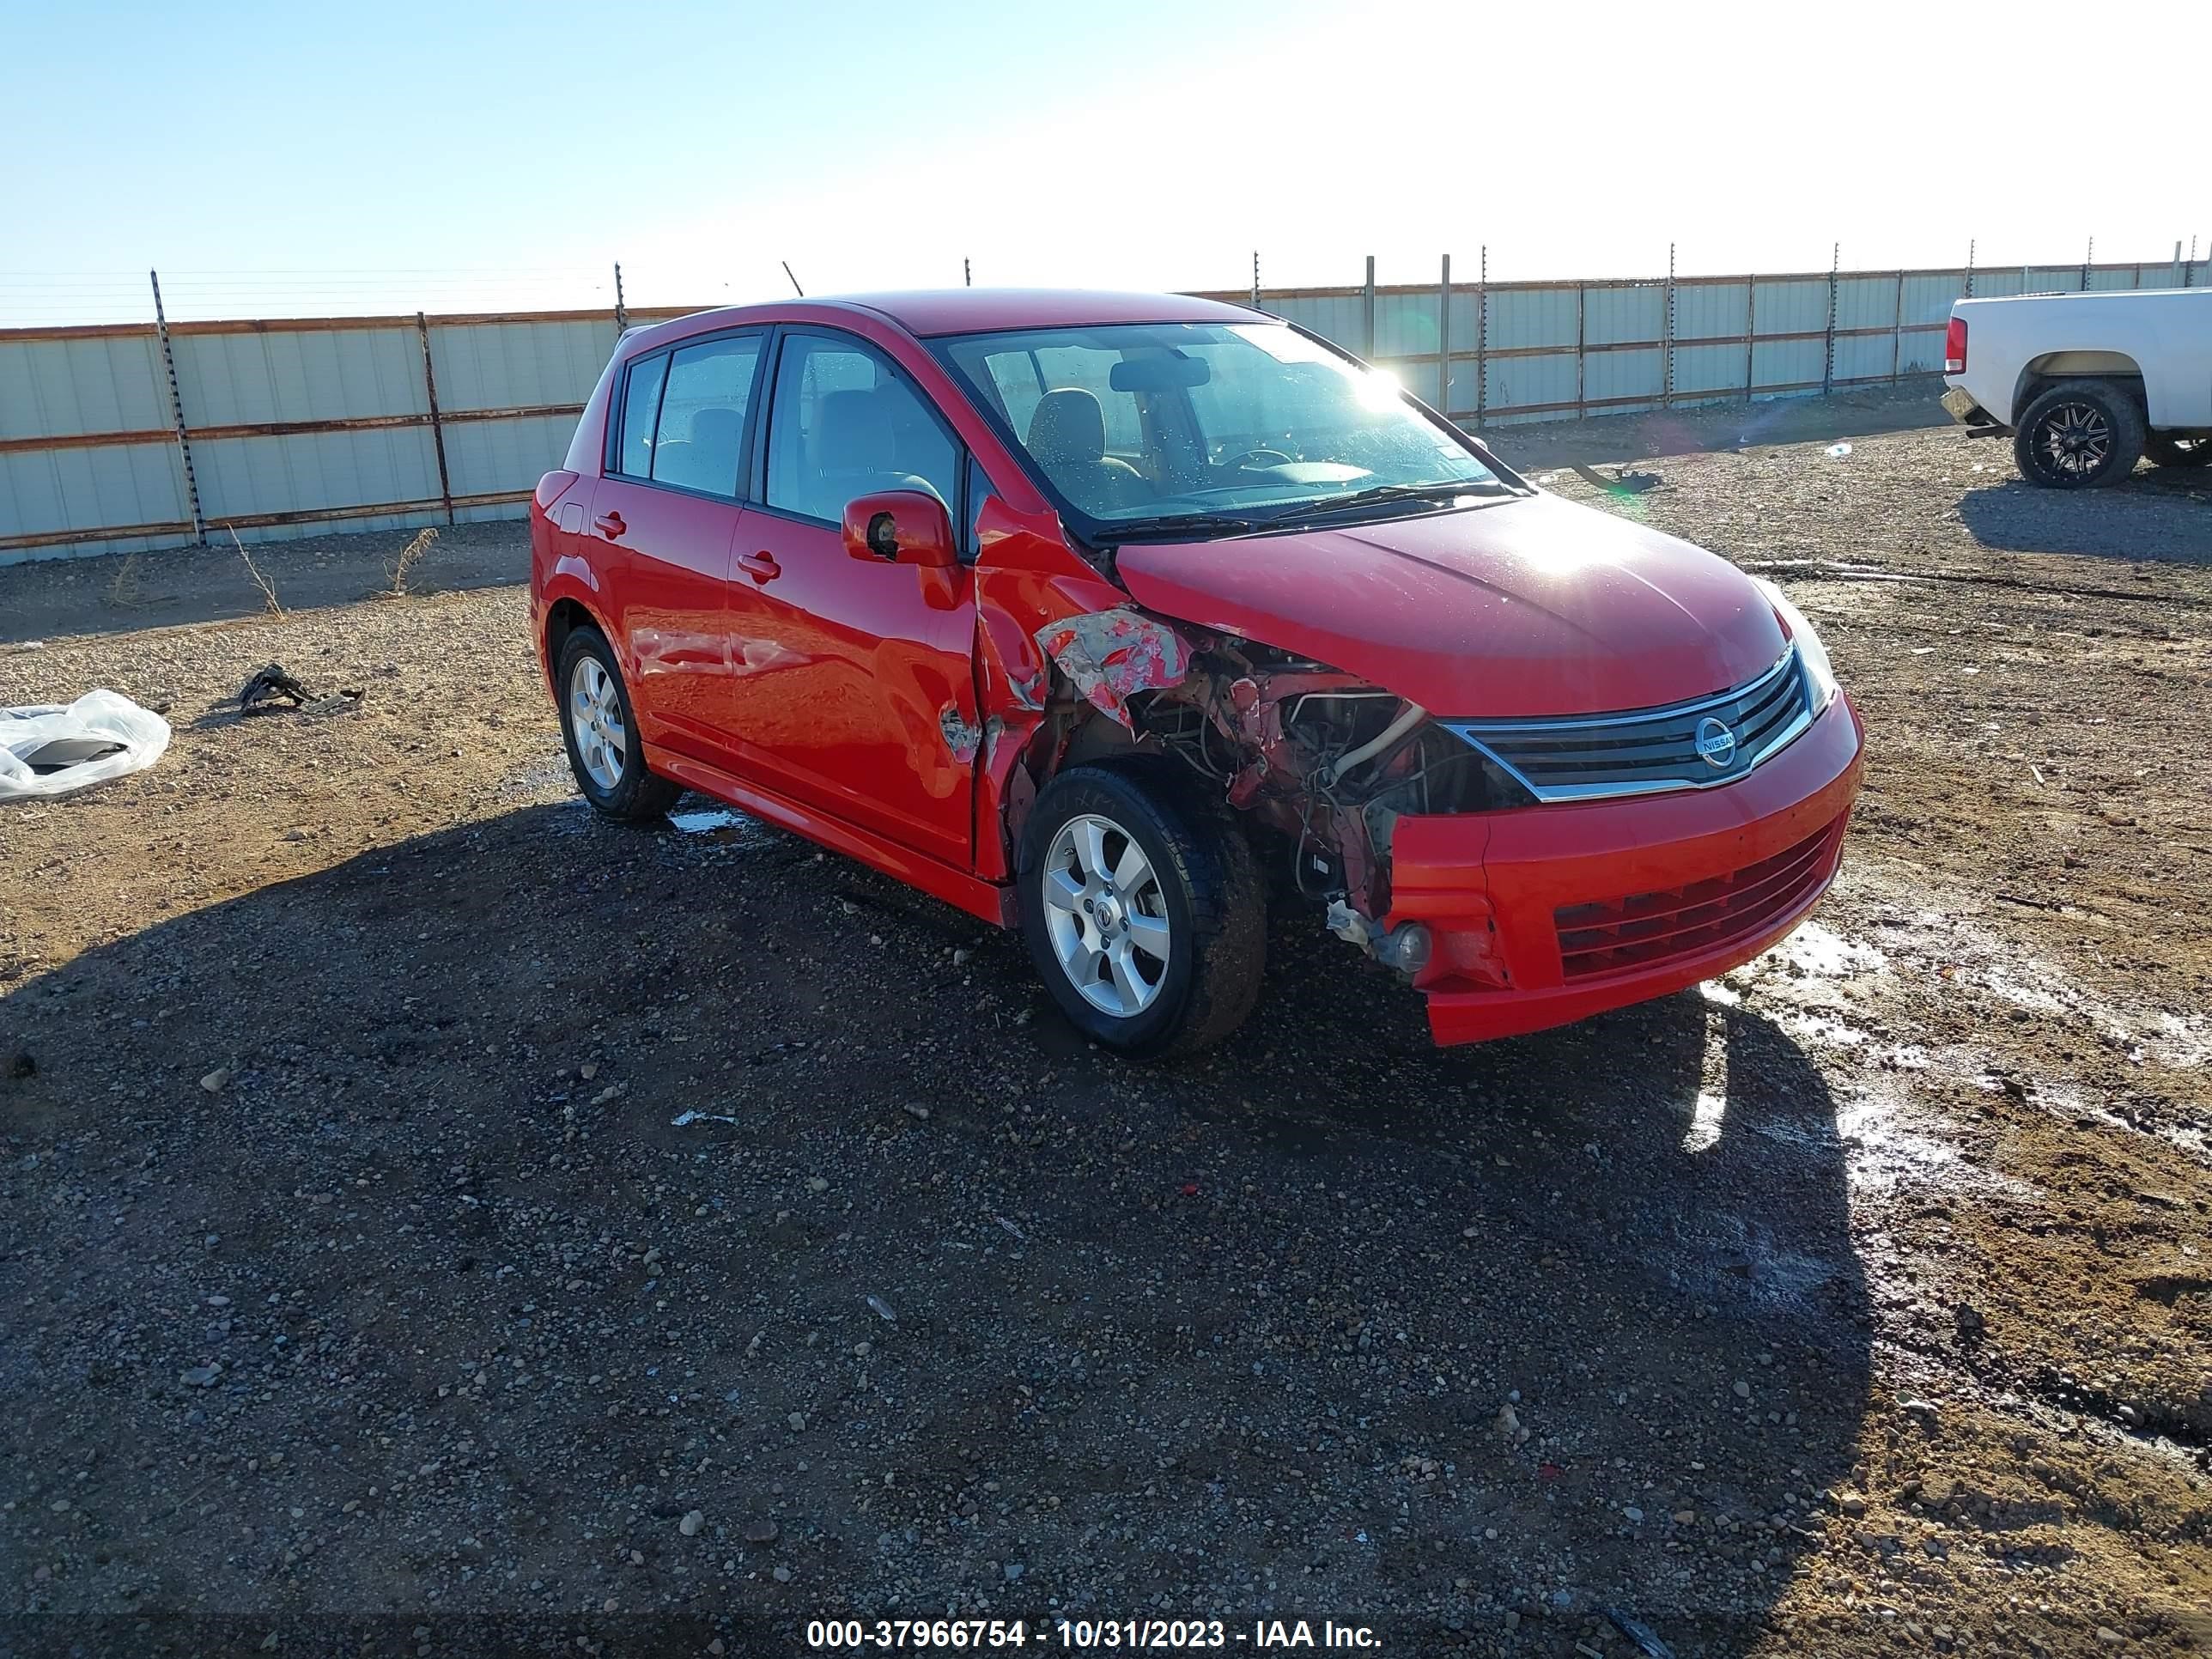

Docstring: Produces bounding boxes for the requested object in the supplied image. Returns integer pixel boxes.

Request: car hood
[1112,492,1788,717]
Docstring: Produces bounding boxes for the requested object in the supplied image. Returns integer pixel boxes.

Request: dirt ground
[3,389,2209,1658]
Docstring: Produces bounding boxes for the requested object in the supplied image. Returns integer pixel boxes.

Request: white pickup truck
[1941,288,2212,487]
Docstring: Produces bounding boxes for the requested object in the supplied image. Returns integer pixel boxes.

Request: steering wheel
[1221,446,1295,471]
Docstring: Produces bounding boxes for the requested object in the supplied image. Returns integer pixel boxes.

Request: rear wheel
[2145,432,2212,469]
[556,628,680,821]
[2012,379,2144,489]
[1018,760,1265,1057]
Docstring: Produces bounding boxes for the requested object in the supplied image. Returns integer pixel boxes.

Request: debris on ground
[1568,462,1662,495]
[0,689,172,800]
[238,664,364,718]
[237,663,314,714]
[1605,1607,1678,1658]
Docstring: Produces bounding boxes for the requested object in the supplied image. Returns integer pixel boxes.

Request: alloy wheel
[568,655,627,792]
[2037,401,2112,479]
[1040,813,1172,1017]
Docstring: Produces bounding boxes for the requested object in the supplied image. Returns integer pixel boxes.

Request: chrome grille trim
[1441,647,1814,804]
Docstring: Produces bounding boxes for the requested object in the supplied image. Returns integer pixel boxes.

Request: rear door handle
[593,511,626,539]
[738,550,781,584]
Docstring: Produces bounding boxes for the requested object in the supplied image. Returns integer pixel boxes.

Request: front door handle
[593,511,627,540]
[738,550,781,585]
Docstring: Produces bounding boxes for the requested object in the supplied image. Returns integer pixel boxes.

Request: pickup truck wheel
[556,628,681,822]
[2145,433,2212,469]
[2013,380,2145,489]
[1018,760,1265,1057]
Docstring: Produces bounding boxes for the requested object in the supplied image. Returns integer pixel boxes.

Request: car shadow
[0,802,1869,1656]
[1957,468,2212,563]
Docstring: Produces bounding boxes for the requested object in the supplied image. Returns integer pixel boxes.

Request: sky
[4,0,2208,325]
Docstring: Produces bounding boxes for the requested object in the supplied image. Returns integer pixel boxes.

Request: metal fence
[4,253,2206,565]
[1202,250,2210,426]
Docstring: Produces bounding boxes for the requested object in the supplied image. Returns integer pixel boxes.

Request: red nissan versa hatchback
[530,289,1863,1055]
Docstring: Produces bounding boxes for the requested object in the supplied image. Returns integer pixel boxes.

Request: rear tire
[1018,759,1266,1057]
[2145,432,2212,469]
[556,627,681,822]
[2012,379,2144,489]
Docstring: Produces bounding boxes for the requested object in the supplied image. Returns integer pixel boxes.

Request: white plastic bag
[0,690,172,800]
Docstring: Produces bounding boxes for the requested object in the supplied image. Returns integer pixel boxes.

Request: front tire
[556,628,680,821]
[2012,379,2144,489]
[2145,433,2212,470]
[1018,760,1265,1057]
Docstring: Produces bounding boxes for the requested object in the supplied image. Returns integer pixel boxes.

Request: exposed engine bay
[1022,607,1531,973]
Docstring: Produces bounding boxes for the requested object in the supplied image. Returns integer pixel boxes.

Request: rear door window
[649,334,763,498]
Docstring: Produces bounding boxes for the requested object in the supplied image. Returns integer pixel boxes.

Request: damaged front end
[1019,605,1530,990]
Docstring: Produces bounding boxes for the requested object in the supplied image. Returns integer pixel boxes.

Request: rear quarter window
[615,352,669,478]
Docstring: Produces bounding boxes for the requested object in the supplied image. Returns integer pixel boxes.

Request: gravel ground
[3,398,2209,1658]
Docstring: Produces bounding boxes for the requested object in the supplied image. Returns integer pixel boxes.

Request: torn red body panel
[1033,607,1194,727]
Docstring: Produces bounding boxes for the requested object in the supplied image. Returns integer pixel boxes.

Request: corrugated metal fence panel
[0,333,173,440]
[428,319,611,411]
[1371,291,1440,357]
[1902,273,1963,326]
[1833,275,1897,332]
[1752,277,1829,337]
[1671,343,1747,402]
[1,442,188,559]
[1969,269,2028,298]
[1583,347,1662,412]
[1486,286,1579,351]
[193,428,443,540]
[1268,294,1363,348]
[1675,280,1749,343]
[1483,352,1577,422]
[1583,284,1663,346]
[443,412,587,500]
[1753,337,1825,394]
[1832,331,1896,385]
[172,326,427,427]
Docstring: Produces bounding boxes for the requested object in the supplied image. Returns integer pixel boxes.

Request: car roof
[641,288,1266,344]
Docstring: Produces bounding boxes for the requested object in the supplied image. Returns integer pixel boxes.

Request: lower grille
[1553,820,1839,981]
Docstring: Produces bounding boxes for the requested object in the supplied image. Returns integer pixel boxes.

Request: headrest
[690,404,742,453]
[1027,387,1107,466]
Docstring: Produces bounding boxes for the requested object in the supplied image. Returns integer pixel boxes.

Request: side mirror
[842,490,957,569]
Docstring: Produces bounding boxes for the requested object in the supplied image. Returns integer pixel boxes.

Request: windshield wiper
[1267,479,1516,525]
[1091,513,1269,546]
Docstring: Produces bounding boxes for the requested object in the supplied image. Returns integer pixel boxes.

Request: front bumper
[1384,696,1864,1046]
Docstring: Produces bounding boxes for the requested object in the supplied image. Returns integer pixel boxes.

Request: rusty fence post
[1891,269,1905,383]
[149,270,208,547]
[1743,271,1757,403]
[1437,253,1451,416]
[1965,239,1976,299]
[1251,250,1261,309]
[1574,281,1586,420]
[416,312,455,527]
[613,262,628,336]
[1661,242,1677,410]
[1821,242,1838,397]
[1474,245,1488,427]
[1363,255,1376,357]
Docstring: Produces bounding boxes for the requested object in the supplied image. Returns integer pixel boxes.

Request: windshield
[933,321,1508,541]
